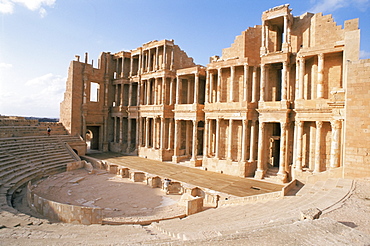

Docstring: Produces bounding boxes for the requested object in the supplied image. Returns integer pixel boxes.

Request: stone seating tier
[0,136,79,212]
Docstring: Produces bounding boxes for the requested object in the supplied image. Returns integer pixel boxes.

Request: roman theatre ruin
[1,4,370,245]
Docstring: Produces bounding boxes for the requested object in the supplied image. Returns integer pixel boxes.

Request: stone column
[185,121,191,155]
[330,120,342,168]
[170,45,174,70]
[176,76,181,104]
[317,53,324,99]
[295,58,300,100]
[314,121,323,173]
[281,61,288,101]
[162,77,166,105]
[163,44,167,69]
[203,119,209,157]
[215,118,221,158]
[168,119,173,149]
[194,73,199,104]
[130,56,133,77]
[119,117,123,144]
[120,84,124,106]
[138,53,142,75]
[283,15,288,44]
[260,65,265,102]
[251,66,258,103]
[160,118,165,150]
[155,46,159,70]
[172,120,180,162]
[126,118,132,152]
[121,57,125,78]
[128,83,133,106]
[146,80,151,105]
[148,49,152,72]
[209,70,214,103]
[295,121,304,171]
[114,85,118,106]
[230,66,235,102]
[205,71,210,103]
[255,122,265,179]
[299,57,305,99]
[241,119,248,162]
[278,122,287,175]
[169,77,174,105]
[243,65,249,102]
[248,120,257,162]
[217,68,221,102]
[227,119,233,160]
[145,118,149,148]
[191,120,198,162]
[113,117,117,143]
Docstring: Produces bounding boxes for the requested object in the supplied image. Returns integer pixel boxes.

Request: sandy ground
[322,177,370,235]
[30,169,186,223]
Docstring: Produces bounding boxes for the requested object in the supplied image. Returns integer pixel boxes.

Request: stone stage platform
[88,152,284,198]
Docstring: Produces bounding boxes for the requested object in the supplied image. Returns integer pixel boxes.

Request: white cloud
[0,0,55,16]
[0,73,66,117]
[0,0,14,14]
[310,0,369,13]
[360,50,370,59]
[0,62,13,69]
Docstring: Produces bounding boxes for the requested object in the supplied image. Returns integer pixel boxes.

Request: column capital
[330,119,342,129]
[316,121,323,129]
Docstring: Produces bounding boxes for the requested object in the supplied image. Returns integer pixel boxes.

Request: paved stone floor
[88,152,284,197]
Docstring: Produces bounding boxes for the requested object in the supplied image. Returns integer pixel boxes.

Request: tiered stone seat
[0,136,79,212]
[0,120,68,138]
[150,178,354,241]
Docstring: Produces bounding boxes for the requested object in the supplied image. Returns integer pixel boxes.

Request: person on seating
[163,178,171,195]
[47,126,51,136]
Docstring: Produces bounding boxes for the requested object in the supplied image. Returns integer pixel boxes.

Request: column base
[254,169,265,179]
[190,159,202,167]
[172,156,180,163]
[277,172,288,183]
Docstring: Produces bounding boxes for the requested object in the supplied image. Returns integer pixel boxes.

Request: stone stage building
[60,4,370,183]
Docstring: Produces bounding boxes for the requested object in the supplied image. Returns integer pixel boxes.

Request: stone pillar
[119,117,123,144]
[160,118,165,150]
[162,77,166,105]
[317,53,324,99]
[283,15,288,44]
[205,71,210,103]
[209,70,214,103]
[121,56,125,78]
[170,45,174,70]
[260,65,265,102]
[114,85,118,106]
[243,65,249,102]
[203,119,209,157]
[278,122,287,175]
[248,120,257,162]
[163,44,167,69]
[130,56,133,77]
[255,122,265,179]
[145,118,149,148]
[128,83,133,106]
[281,61,288,101]
[191,120,198,162]
[172,120,180,163]
[169,77,174,105]
[176,76,181,104]
[227,119,233,160]
[314,121,323,173]
[155,46,159,70]
[113,117,117,143]
[251,66,258,103]
[148,49,152,72]
[217,68,221,102]
[146,80,151,105]
[138,53,142,75]
[215,118,221,158]
[185,121,191,155]
[241,119,248,161]
[295,58,300,100]
[194,73,199,104]
[126,118,132,152]
[230,66,235,102]
[120,84,124,106]
[299,57,305,99]
[330,120,342,168]
[295,121,304,171]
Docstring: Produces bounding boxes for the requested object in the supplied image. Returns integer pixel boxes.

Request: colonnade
[206,65,259,103]
[112,117,138,153]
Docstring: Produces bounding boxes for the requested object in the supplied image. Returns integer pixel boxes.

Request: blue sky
[0,0,369,118]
